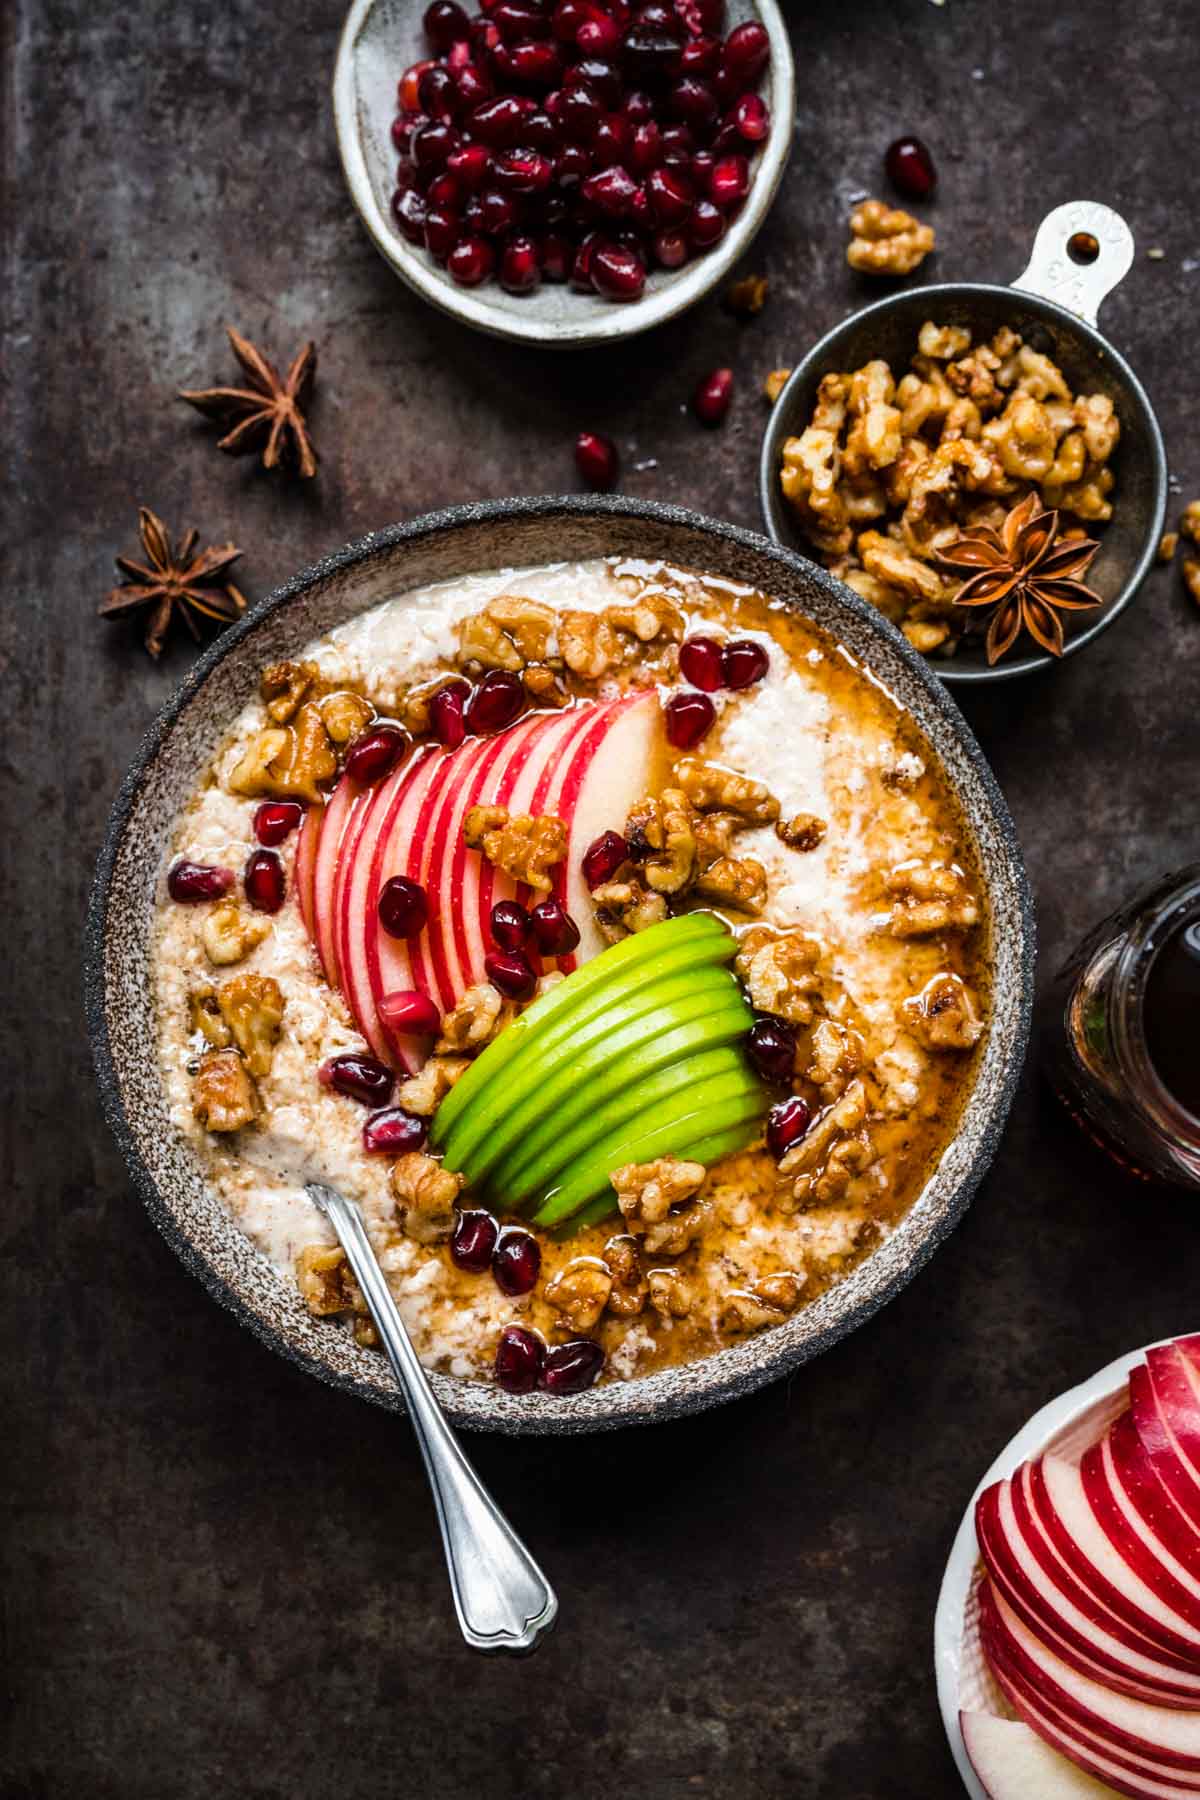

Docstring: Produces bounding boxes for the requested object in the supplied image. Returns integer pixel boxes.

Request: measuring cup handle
[1010,201,1135,328]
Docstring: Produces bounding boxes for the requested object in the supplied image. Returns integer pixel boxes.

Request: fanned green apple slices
[431,913,767,1230]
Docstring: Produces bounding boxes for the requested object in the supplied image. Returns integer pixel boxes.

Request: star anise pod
[179,326,318,478]
[938,491,1103,664]
[99,508,245,658]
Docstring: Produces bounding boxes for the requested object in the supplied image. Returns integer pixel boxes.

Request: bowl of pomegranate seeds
[332,0,794,343]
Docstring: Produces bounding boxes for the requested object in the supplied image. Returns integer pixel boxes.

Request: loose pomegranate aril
[664,689,715,748]
[244,848,286,913]
[378,875,430,939]
[492,0,552,39]
[746,1016,797,1085]
[680,0,724,32]
[253,800,305,847]
[495,1324,545,1393]
[319,1054,396,1108]
[491,898,532,949]
[560,83,605,139]
[542,230,573,279]
[885,133,937,201]
[493,1228,542,1295]
[591,240,645,298]
[722,636,769,688]
[430,678,470,746]
[678,634,725,689]
[425,203,461,260]
[688,196,725,247]
[709,151,748,207]
[645,164,693,222]
[692,365,733,424]
[412,119,459,169]
[582,163,639,217]
[491,148,554,192]
[400,58,437,110]
[570,230,600,288]
[167,860,235,903]
[732,91,768,142]
[378,988,442,1035]
[530,896,581,955]
[577,12,622,55]
[345,723,409,785]
[541,1337,605,1393]
[363,1107,428,1154]
[419,62,461,118]
[575,428,619,490]
[485,948,537,999]
[583,829,629,887]
[452,1209,501,1273]
[556,141,594,186]
[679,32,719,74]
[465,668,525,733]
[392,186,428,243]
[722,18,768,84]
[669,75,718,131]
[425,0,472,49]
[469,93,527,145]
[501,233,543,291]
[448,233,496,283]
[392,115,418,153]
[767,1094,812,1158]
[653,225,688,267]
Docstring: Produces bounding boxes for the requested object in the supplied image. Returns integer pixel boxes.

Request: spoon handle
[307,1182,558,1655]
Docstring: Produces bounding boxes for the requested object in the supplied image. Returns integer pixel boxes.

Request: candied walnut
[903,620,950,653]
[1045,463,1115,523]
[463,805,566,895]
[1183,560,1200,608]
[390,1153,462,1245]
[804,1018,863,1104]
[882,436,934,509]
[918,321,972,361]
[523,664,569,708]
[902,972,984,1051]
[592,877,669,939]
[606,592,685,644]
[296,1244,358,1315]
[227,727,291,798]
[735,927,822,1026]
[320,690,375,745]
[727,272,768,316]
[780,374,850,547]
[1181,501,1200,544]
[1014,345,1071,403]
[941,397,983,443]
[560,609,622,679]
[216,972,284,1077]
[778,1080,874,1208]
[188,985,231,1048]
[843,567,907,623]
[261,660,319,724]
[544,1257,613,1333]
[1045,430,1087,490]
[846,199,935,276]
[1074,394,1120,465]
[857,532,946,604]
[353,1315,380,1349]
[945,344,1003,411]
[763,367,792,403]
[843,359,902,476]
[229,704,337,804]
[535,971,565,999]
[192,1048,257,1132]
[885,861,979,937]
[201,902,270,968]
[719,1272,804,1332]
[776,813,827,852]
[674,757,779,823]
[397,1053,470,1117]
[1159,532,1179,563]
[436,983,508,1054]
[693,811,740,864]
[981,393,1056,481]
[603,1234,647,1317]
[694,854,767,913]
[456,596,556,672]
[612,1157,706,1257]
[647,1267,691,1319]
[626,788,698,895]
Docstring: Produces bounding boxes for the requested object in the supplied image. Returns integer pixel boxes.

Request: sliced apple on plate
[962,1711,1138,1799]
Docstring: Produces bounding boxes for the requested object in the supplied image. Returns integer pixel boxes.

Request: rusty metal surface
[3,0,1199,1793]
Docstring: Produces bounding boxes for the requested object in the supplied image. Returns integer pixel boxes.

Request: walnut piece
[397,1054,470,1117]
[544,1257,613,1332]
[606,592,684,644]
[261,660,319,724]
[560,609,622,679]
[1182,501,1200,545]
[727,272,768,316]
[458,595,557,671]
[903,620,951,654]
[674,757,779,823]
[777,1080,875,1208]
[188,985,231,1048]
[227,703,337,804]
[694,854,767,913]
[847,199,936,276]
[603,1234,647,1316]
[763,367,792,404]
[201,902,270,968]
[647,1267,691,1319]
[591,877,670,939]
[320,690,375,744]
[523,664,569,708]
[296,1243,357,1316]
[735,927,822,1027]
[1159,532,1179,563]
[215,973,284,1078]
[625,789,697,894]
[612,1157,706,1257]
[902,972,984,1051]
[192,1048,257,1132]
[436,983,508,1054]
[775,813,827,852]
[390,1153,462,1245]
[1185,560,1200,608]
[719,1272,804,1333]
[399,675,465,737]
[803,1018,863,1104]
[463,805,567,895]
[885,861,979,937]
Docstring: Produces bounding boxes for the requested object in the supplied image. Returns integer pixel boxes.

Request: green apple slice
[491,1042,751,1209]
[431,911,728,1144]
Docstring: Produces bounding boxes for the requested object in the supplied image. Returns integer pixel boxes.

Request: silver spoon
[306,1181,558,1654]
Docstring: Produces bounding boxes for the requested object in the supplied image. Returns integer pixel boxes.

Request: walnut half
[544,1258,613,1333]
[847,199,935,276]
[902,972,984,1050]
[463,805,567,895]
[192,1048,257,1132]
[612,1157,706,1256]
[390,1153,463,1245]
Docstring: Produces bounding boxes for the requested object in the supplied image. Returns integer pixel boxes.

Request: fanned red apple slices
[295,692,660,1071]
[968,1338,1200,1800]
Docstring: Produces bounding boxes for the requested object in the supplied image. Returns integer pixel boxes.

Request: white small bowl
[934,1340,1178,1797]
[332,0,795,346]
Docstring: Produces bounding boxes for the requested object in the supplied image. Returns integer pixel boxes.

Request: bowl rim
[84,494,1035,1434]
[758,280,1169,685]
[330,0,796,348]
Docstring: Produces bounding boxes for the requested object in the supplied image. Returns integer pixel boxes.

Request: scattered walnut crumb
[726,272,769,316]
[775,813,826,852]
[1159,532,1179,563]
[463,804,566,894]
[397,1054,470,1117]
[847,199,935,276]
[192,1048,257,1132]
[390,1153,462,1245]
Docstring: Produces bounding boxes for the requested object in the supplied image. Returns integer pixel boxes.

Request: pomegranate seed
[552,0,592,41]
[484,948,537,998]
[709,152,748,207]
[501,233,542,291]
[455,60,492,108]
[344,723,409,785]
[412,120,459,170]
[508,40,562,83]
[542,230,573,279]
[493,0,551,38]
[692,365,733,424]
[392,115,416,153]
[378,875,429,938]
[491,899,532,949]
[425,204,461,260]
[591,240,645,298]
[167,860,234,903]
[628,118,662,171]
[479,186,518,233]
[885,134,937,201]
[491,148,554,193]
[447,143,493,191]
[623,86,654,122]
[767,1094,812,1157]
[577,13,622,54]
[495,1324,545,1393]
[448,234,496,284]
[653,225,689,267]
[319,1054,395,1108]
[582,163,639,217]
[555,141,593,187]
[746,1016,797,1084]
[570,232,600,289]
[688,197,725,247]
[669,75,718,132]
[244,848,286,913]
[645,164,693,223]
[419,63,461,118]
[425,679,467,747]
[530,897,581,955]
[690,148,715,186]
[621,23,683,81]
[452,1209,500,1272]
[664,689,715,748]
[637,1,684,36]
[569,55,623,106]
[447,37,473,68]
[400,58,437,110]
[659,121,694,157]
[363,1107,428,1154]
[493,1228,542,1295]
[722,19,768,85]
[574,428,619,490]
[732,91,768,142]
[253,800,305,847]
[392,187,427,243]
[427,169,462,207]
[424,0,471,49]
[469,94,527,145]
[465,668,525,733]
[560,84,604,139]
[378,988,442,1035]
[541,1337,605,1393]
[681,0,724,31]
[722,636,769,688]
[583,830,629,887]
[678,634,724,689]
[679,32,719,74]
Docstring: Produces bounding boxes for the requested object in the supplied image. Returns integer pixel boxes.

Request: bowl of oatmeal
[86,498,1033,1433]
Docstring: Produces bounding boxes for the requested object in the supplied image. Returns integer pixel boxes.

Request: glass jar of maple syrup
[1047,866,1200,1188]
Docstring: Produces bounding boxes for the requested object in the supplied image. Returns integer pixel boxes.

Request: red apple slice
[1110,1410,1200,1583]
[311,773,360,986]
[359,746,446,1069]
[411,727,514,1011]
[961,1711,1162,1800]
[337,750,431,1066]
[1149,1349,1200,1480]
[1081,1437,1200,1632]
[1133,1366,1200,1534]
[295,802,321,941]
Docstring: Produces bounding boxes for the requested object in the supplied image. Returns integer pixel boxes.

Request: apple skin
[1109,1410,1200,1583]
[1081,1439,1200,1634]
[1131,1366,1200,1536]
[961,1710,1150,1800]
[295,801,321,940]
[1149,1349,1200,1487]
[311,773,360,985]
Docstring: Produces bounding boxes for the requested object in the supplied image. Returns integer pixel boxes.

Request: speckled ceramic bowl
[331,0,795,347]
[85,498,1034,1435]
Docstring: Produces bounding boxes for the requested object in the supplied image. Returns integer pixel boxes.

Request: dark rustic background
[4,0,1199,1794]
